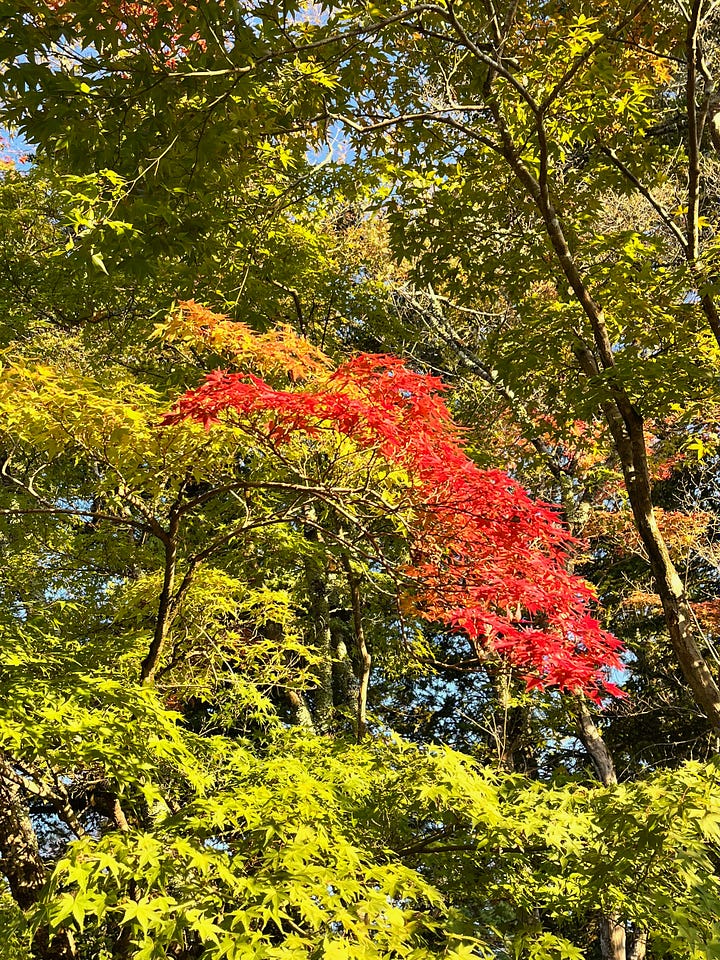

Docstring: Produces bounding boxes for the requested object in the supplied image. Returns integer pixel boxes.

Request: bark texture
[0,759,75,959]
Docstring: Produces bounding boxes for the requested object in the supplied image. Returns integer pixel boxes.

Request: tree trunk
[573,704,626,960]
[0,767,47,911]
[140,517,178,685]
[298,504,335,731]
[633,513,720,728]
[0,760,75,959]
[331,625,360,723]
[305,569,334,730]
[600,916,626,960]
[342,557,371,741]
[628,928,647,960]
[574,699,618,787]
[498,125,720,731]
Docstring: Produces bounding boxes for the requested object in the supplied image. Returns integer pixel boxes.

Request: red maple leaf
[163,314,623,701]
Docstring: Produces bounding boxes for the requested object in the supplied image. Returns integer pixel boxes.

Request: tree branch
[599,145,687,252]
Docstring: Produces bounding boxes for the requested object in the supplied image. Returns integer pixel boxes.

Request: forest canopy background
[1,2,720,960]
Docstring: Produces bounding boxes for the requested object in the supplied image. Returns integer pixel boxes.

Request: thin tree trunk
[305,568,334,730]
[331,626,360,721]
[572,703,626,960]
[574,699,618,786]
[495,122,720,730]
[0,759,74,959]
[264,620,316,731]
[302,509,334,731]
[140,515,179,685]
[600,917,627,960]
[342,557,371,741]
[628,928,647,960]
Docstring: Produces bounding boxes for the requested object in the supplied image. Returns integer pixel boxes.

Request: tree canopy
[1,2,720,960]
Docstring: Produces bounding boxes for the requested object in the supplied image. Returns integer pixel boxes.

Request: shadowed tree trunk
[0,759,75,959]
[574,700,633,960]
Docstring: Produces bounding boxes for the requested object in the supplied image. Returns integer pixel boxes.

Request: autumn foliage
[164,304,623,700]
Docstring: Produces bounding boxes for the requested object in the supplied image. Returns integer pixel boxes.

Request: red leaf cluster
[164,342,623,700]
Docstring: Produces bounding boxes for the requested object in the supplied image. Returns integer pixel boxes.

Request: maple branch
[0,753,87,840]
[177,479,366,516]
[438,0,537,110]
[268,278,304,330]
[599,146,687,252]
[396,826,459,856]
[682,8,720,350]
[539,0,654,114]
[610,36,684,64]
[401,843,483,856]
[425,655,489,672]
[0,505,155,536]
[300,516,403,592]
[161,5,443,81]
[167,506,310,636]
[0,454,162,539]
[333,109,501,152]
[395,286,567,481]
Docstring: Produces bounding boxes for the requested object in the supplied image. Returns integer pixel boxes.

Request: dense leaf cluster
[1,1,720,959]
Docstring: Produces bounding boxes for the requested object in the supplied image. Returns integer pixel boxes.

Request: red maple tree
[163,304,623,700]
